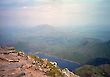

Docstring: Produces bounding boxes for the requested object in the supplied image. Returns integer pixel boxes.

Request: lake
[36,53,81,71]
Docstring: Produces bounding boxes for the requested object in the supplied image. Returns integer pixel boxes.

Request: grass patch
[46,62,63,77]
[28,55,44,63]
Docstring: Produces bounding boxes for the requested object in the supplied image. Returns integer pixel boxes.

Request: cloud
[0,0,110,27]
[0,0,109,9]
[0,0,37,8]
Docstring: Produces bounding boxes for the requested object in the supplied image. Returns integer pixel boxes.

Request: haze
[0,0,110,64]
[0,0,110,28]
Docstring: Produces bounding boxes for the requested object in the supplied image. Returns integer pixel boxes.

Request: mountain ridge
[0,46,79,77]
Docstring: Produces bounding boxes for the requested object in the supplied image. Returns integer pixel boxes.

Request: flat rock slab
[0,47,48,77]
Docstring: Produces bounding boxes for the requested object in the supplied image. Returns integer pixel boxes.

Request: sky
[0,0,110,27]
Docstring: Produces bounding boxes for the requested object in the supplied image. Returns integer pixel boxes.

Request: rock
[0,47,80,77]
[18,51,25,56]
[32,61,36,65]
[42,59,48,65]
[8,60,19,62]
[62,68,79,77]
[0,47,49,77]
[5,47,15,50]
[50,62,57,67]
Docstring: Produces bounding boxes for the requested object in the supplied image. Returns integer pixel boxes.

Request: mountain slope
[0,47,79,77]
[55,39,110,64]
[75,64,110,77]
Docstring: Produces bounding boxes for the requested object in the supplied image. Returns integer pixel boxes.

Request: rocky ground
[0,47,79,77]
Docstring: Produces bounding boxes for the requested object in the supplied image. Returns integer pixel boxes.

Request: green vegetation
[28,55,44,63]
[28,55,63,77]
[46,62,63,77]
[75,65,110,77]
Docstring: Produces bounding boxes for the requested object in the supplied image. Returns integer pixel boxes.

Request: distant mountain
[0,24,110,65]
[55,38,110,64]
[3,25,68,54]
[86,58,110,66]
[79,38,102,46]
[75,64,110,77]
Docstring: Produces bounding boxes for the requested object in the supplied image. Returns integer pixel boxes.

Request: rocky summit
[0,47,79,77]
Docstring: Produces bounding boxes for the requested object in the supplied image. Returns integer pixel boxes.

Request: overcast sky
[0,0,110,27]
